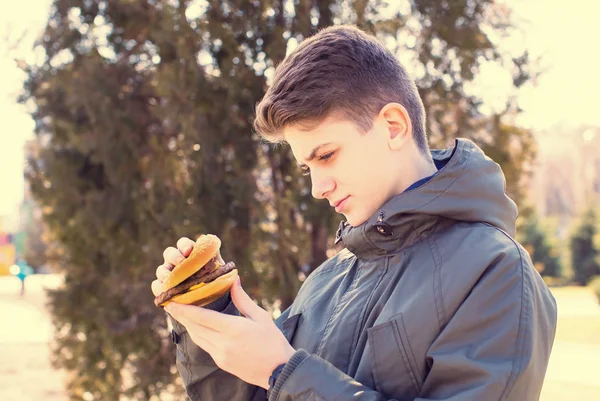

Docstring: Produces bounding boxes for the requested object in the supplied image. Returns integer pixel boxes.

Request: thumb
[230,277,265,322]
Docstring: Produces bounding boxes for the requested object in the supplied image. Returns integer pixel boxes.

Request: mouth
[332,196,350,213]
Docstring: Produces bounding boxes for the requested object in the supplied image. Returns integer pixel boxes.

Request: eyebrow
[297,142,334,169]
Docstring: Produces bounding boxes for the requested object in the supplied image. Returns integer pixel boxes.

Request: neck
[394,146,437,195]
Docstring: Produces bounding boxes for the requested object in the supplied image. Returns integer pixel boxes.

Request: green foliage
[20,0,538,399]
[517,212,563,277]
[569,207,600,285]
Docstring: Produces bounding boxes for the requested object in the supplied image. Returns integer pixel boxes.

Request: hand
[165,277,296,389]
[151,237,195,297]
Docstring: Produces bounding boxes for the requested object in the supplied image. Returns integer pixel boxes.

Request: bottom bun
[162,269,238,307]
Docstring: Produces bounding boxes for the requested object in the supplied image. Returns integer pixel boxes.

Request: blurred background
[1,0,599,400]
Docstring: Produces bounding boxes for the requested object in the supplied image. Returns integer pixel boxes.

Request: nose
[311,171,335,199]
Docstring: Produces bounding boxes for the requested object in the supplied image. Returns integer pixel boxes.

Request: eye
[300,151,336,176]
[319,151,335,161]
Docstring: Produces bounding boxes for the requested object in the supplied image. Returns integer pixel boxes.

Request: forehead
[283,115,360,158]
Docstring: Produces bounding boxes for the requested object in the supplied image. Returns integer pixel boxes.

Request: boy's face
[284,114,404,227]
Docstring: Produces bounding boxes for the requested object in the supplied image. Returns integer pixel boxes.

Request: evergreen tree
[518,213,563,277]
[20,0,539,398]
[570,207,600,285]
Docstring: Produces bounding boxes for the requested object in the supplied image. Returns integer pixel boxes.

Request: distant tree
[518,212,563,277]
[570,207,600,285]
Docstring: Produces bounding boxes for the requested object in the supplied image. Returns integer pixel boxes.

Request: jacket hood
[338,138,518,258]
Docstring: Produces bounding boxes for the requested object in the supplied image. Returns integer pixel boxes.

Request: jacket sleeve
[170,292,293,401]
[268,246,558,401]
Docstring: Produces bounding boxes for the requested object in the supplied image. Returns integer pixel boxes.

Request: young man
[152,25,557,401]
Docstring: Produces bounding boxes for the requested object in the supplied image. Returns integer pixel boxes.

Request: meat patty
[154,261,236,307]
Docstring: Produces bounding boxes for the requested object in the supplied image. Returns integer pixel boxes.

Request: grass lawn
[540,286,600,401]
[554,315,600,345]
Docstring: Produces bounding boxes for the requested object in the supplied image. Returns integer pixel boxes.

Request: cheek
[337,139,390,194]
[337,162,385,196]
[346,159,394,204]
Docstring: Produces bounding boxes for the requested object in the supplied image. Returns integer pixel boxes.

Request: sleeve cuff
[268,349,311,401]
[203,291,232,311]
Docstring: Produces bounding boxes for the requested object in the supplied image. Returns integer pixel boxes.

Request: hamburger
[154,234,238,308]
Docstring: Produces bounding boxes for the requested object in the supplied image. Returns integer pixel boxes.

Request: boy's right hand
[151,237,195,297]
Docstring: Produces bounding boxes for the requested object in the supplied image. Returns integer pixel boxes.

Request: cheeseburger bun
[154,234,237,307]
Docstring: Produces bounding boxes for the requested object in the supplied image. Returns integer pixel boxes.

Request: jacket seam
[393,315,422,392]
[427,236,447,331]
[302,250,354,289]
[181,332,203,400]
[351,255,391,367]
[315,261,364,356]
[298,254,356,307]
[488,226,527,400]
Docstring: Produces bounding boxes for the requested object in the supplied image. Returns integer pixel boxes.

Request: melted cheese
[189,282,207,291]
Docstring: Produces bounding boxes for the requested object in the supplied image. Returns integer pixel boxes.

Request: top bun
[161,234,221,292]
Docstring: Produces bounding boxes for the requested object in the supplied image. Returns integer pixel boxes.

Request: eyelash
[301,152,335,176]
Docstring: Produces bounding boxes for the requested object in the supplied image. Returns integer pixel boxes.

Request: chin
[345,213,368,227]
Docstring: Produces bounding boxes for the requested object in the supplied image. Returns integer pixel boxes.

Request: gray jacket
[169,138,557,401]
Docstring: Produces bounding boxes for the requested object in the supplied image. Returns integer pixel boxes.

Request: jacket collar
[336,139,469,259]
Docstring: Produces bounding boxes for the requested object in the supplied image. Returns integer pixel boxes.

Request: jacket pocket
[281,311,303,345]
[367,313,422,400]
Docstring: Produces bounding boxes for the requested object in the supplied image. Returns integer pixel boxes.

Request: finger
[230,277,268,322]
[151,279,162,297]
[155,264,172,281]
[189,331,217,354]
[163,246,185,267]
[177,237,195,257]
[175,317,222,345]
[173,320,218,353]
[165,302,238,333]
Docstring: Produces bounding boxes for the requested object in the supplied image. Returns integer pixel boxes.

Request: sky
[0,0,53,231]
[1,0,599,231]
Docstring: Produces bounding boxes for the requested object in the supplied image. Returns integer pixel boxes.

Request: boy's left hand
[165,277,296,390]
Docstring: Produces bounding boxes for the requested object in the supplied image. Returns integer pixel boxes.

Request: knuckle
[162,247,174,260]
[220,349,234,368]
[151,280,161,296]
[177,237,194,251]
[212,351,224,366]
[165,247,184,264]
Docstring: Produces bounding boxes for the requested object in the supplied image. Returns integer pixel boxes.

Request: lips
[332,196,350,212]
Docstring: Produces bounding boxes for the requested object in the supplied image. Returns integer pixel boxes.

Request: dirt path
[0,275,67,401]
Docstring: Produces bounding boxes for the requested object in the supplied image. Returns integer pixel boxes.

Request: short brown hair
[254,25,428,154]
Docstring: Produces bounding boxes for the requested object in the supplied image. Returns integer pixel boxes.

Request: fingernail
[184,245,193,255]
[236,276,242,287]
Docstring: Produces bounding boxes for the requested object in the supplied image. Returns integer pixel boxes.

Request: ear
[379,103,412,151]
